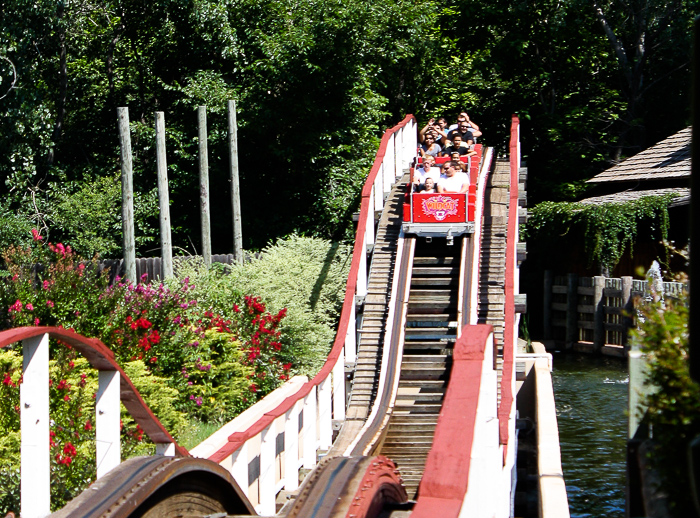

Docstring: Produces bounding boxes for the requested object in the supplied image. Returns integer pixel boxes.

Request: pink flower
[34,318,40,326]
[31,229,43,241]
[46,300,54,308]
[43,280,50,290]
[25,303,34,311]
[8,300,22,313]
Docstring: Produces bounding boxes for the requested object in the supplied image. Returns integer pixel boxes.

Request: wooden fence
[98,253,261,285]
[542,271,686,352]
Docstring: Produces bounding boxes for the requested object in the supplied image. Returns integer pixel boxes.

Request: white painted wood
[332,353,345,421]
[155,443,175,456]
[21,333,50,518]
[364,202,375,249]
[317,377,332,450]
[385,136,395,190]
[302,387,317,469]
[344,302,356,363]
[357,234,368,298]
[373,170,383,212]
[96,370,121,479]
[258,426,276,516]
[283,404,300,490]
[229,443,249,496]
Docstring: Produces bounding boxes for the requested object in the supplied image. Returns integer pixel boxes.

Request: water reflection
[551,353,627,518]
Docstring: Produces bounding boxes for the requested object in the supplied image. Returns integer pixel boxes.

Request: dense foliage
[0,232,350,512]
[1,0,696,255]
[524,194,675,273]
[631,285,699,516]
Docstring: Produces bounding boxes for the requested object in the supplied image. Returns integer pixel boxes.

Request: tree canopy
[0,0,696,256]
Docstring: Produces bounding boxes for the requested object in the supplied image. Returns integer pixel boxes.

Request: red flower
[84,420,92,431]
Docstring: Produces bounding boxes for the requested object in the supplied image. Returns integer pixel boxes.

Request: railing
[0,327,184,518]
[499,114,520,462]
[412,325,502,517]
[542,271,687,352]
[191,115,417,515]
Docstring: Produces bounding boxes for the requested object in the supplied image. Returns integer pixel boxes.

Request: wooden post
[621,276,633,349]
[228,100,243,262]
[565,273,578,349]
[117,107,136,284]
[543,270,553,341]
[198,106,212,268]
[21,333,50,518]
[593,275,605,352]
[155,112,173,279]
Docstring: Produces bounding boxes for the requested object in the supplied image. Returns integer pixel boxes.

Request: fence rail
[543,270,687,351]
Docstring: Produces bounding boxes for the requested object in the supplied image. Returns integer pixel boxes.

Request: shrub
[631,284,700,516]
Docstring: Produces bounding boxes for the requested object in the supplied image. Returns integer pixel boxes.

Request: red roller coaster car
[402,144,482,237]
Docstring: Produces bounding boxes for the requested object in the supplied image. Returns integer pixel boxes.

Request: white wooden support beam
[258,426,276,516]
[332,355,345,421]
[284,404,300,491]
[302,388,317,469]
[373,171,383,212]
[385,135,395,190]
[229,443,249,497]
[357,235,368,299]
[21,333,50,518]
[364,203,375,250]
[317,378,332,450]
[96,370,121,479]
[344,302,356,363]
[156,443,175,456]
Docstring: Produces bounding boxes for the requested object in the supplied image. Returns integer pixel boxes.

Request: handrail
[498,115,520,458]
[411,324,496,518]
[0,326,186,518]
[201,115,417,513]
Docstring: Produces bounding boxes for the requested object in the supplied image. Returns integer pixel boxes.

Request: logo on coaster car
[421,196,459,221]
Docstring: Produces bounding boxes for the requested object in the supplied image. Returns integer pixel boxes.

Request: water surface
[552,353,627,518]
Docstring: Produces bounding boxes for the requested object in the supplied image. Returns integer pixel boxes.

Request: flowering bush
[0,233,303,513]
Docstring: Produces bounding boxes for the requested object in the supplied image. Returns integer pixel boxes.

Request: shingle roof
[587,127,691,184]
[578,187,689,206]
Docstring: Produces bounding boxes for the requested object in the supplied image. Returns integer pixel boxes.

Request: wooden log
[543,270,553,340]
[228,100,243,262]
[155,112,173,279]
[565,273,578,349]
[117,107,136,284]
[593,275,605,352]
[621,276,633,350]
[198,106,212,268]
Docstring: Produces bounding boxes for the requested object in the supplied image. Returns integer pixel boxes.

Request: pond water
[551,353,628,518]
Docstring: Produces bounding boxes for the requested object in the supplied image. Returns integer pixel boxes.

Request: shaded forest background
[0,0,697,256]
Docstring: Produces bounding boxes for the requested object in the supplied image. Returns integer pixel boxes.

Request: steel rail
[50,456,256,518]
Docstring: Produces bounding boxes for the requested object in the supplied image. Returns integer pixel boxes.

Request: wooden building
[580,127,691,277]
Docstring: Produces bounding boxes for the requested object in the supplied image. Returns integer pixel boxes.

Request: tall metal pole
[117,107,136,284]
[228,100,243,262]
[198,106,212,268]
[155,111,173,280]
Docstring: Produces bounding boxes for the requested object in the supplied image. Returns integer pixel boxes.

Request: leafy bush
[631,283,700,516]
[176,234,352,376]
[0,231,352,512]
